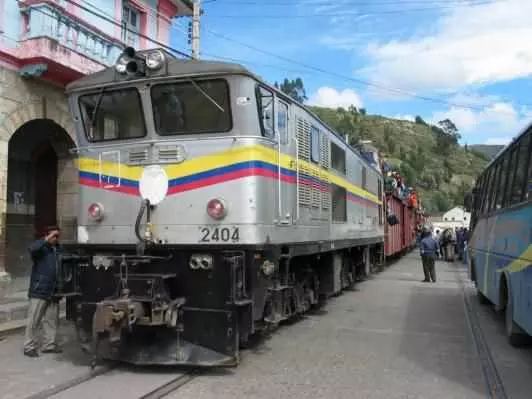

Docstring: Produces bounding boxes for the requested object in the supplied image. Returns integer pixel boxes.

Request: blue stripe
[167,160,296,188]
[79,171,139,188]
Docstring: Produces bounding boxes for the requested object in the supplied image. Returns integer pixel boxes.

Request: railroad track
[454,264,507,399]
[22,363,200,399]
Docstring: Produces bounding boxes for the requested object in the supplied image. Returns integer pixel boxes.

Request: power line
[205,0,494,4]
[201,28,523,115]
[205,1,493,18]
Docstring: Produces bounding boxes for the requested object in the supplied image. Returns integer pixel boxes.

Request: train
[55,47,424,368]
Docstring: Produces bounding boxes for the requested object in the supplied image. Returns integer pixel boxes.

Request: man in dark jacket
[23,226,62,357]
[420,229,440,283]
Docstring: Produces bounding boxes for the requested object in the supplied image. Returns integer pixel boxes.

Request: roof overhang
[170,0,195,16]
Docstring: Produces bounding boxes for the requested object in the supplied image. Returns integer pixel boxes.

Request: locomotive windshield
[79,88,146,142]
[151,78,231,135]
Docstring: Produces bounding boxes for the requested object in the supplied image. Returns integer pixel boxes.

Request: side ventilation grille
[128,149,148,165]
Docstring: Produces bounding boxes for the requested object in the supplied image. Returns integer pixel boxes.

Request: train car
[384,191,421,258]
[56,47,386,368]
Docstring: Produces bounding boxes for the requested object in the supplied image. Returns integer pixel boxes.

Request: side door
[276,99,297,225]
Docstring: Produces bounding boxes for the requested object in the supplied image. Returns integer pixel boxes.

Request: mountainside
[469,144,504,161]
[308,106,489,213]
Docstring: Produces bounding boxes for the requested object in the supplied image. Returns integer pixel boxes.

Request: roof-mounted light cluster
[115,47,167,77]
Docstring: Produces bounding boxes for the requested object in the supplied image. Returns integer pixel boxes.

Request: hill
[308,106,489,213]
[469,144,504,160]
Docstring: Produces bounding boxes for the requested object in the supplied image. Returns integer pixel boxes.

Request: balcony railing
[18,4,126,75]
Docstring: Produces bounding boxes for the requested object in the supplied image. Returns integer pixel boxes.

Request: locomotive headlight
[115,55,128,74]
[145,50,165,70]
[207,198,227,220]
[88,203,104,221]
[189,254,213,270]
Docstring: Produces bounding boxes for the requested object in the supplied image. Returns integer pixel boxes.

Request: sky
[170,0,532,146]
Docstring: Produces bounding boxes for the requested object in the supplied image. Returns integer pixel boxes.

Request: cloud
[309,87,363,109]
[359,0,532,94]
[392,114,415,122]
[430,98,532,144]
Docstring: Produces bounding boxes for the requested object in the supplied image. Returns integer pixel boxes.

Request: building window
[122,3,140,46]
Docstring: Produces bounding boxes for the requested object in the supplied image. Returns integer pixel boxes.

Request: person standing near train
[419,228,440,283]
[23,226,63,357]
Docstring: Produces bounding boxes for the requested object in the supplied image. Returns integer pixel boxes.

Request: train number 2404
[199,227,240,243]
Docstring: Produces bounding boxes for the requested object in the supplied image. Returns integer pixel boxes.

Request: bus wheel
[504,286,529,347]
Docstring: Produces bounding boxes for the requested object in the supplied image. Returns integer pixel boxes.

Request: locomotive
[58,47,392,367]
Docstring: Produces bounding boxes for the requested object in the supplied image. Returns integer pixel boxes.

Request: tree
[359,108,367,115]
[274,78,308,103]
[432,118,461,155]
[415,116,427,125]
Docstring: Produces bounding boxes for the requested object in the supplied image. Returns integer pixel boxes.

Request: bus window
[495,154,510,210]
[510,133,530,204]
[489,163,501,212]
[528,143,532,201]
[503,147,518,207]
[481,169,491,214]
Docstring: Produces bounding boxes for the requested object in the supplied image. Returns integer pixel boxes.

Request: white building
[428,206,471,232]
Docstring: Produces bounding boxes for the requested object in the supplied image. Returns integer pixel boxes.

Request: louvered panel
[296,117,310,161]
[321,171,331,210]
[157,145,186,163]
[298,163,312,207]
[128,149,148,165]
[311,165,321,208]
[320,135,330,169]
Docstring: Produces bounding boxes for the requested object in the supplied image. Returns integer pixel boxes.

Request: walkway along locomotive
[57,47,414,367]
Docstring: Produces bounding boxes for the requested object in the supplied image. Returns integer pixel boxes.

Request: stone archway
[4,119,77,278]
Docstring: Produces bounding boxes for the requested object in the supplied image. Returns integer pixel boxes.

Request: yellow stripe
[79,144,382,204]
[499,244,532,274]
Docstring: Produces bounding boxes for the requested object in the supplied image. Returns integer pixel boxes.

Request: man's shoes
[431,280,437,283]
[41,346,62,354]
[421,279,430,283]
[23,349,39,357]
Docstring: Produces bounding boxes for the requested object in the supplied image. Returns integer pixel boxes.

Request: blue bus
[466,123,532,346]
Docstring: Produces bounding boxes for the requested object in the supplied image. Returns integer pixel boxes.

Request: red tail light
[207,198,226,220]
[88,203,104,221]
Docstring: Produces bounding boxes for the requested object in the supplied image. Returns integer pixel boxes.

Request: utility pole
[191,0,201,59]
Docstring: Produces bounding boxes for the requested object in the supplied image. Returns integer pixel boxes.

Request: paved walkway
[0,253,531,399]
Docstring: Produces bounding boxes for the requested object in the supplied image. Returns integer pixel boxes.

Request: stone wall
[0,65,79,287]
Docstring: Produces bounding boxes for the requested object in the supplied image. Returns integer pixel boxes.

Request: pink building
[0,0,193,292]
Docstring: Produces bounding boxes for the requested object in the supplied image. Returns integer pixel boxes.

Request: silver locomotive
[59,47,385,367]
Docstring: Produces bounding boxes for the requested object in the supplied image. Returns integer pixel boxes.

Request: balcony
[16,3,126,82]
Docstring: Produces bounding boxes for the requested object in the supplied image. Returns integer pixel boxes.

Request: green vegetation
[274,77,499,213]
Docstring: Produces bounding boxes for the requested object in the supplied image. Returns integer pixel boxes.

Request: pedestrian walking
[420,229,440,283]
[23,226,63,357]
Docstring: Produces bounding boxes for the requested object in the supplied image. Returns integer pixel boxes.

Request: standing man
[420,228,440,283]
[23,226,62,357]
